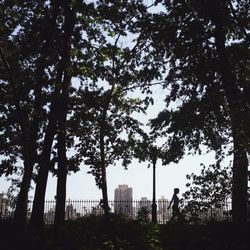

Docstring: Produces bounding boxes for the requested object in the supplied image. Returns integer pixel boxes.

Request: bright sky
[63,151,218,201]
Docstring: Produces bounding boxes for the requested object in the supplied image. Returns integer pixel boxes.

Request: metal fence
[0,197,232,224]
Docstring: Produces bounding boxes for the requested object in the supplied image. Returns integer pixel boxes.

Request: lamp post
[151,147,158,223]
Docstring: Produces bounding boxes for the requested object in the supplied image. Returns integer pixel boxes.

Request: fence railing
[0,198,232,224]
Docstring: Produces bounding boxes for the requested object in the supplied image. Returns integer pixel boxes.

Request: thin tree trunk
[100,122,110,216]
[14,159,33,228]
[54,91,69,226]
[98,87,116,216]
[54,113,67,226]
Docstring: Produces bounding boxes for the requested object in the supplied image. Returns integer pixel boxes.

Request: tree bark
[14,159,33,228]
[54,104,68,226]
[98,89,116,217]
[29,109,58,228]
[100,121,110,216]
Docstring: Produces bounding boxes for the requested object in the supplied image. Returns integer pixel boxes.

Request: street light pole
[151,149,157,223]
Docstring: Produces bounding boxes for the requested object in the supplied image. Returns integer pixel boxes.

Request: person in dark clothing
[168,188,182,222]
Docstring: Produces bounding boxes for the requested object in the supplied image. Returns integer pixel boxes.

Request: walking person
[168,188,182,223]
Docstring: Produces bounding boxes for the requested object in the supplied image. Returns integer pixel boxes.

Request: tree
[148,0,249,223]
[208,0,249,224]
[66,0,163,217]
[27,0,73,229]
[1,0,80,229]
[30,0,89,229]
[0,0,57,228]
[1,0,158,228]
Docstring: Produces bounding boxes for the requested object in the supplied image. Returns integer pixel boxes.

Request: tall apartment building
[114,184,133,216]
[65,203,77,220]
[158,196,169,223]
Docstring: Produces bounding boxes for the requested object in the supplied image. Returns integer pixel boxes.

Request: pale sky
[63,151,218,201]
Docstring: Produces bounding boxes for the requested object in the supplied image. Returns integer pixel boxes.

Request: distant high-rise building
[158,196,168,223]
[65,203,77,220]
[44,206,55,224]
[114,185,133,216]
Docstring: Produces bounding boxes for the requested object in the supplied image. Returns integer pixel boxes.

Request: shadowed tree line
[0,0,249,234]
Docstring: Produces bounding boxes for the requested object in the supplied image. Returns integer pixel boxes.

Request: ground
[0,218,249,250]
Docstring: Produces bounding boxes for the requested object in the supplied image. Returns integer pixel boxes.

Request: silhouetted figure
[168,188,182,222]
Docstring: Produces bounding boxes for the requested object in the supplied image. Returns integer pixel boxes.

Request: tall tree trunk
[54,110,67,226]
[211,0,248,224]
[29,112,58,229]
[98,87,116,216]
[30,62,68,230]
[100,123,110,216]
[14,112,40,228]
[54,92,69,227]
[54,0,75,228]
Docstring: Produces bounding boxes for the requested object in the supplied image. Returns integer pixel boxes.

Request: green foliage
[183,161,232,224]
[184,162,232,204]
[149,0,249,162]
[1,0,164,224]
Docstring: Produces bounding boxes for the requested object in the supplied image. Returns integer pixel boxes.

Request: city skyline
[0,190,230,224]
[0,150,228,201]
